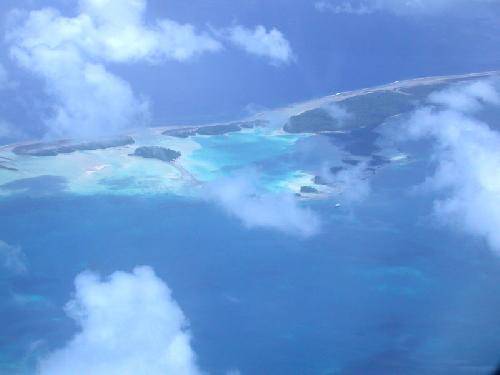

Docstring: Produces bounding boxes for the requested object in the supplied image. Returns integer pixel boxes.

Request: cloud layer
[315,0,496,15]
[205,171,321,237]
[39,266,201,375]
[395,80,500,253]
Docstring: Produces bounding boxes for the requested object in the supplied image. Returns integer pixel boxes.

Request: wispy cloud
[315,0,496,16]
[390,80,500,253]
[315,1,373,15]
[39,266,201,375]
[223,25,294,66]
[428,80,500,112]
[328,163,372,203]
[7,0,222,140]
[205,170,320,237]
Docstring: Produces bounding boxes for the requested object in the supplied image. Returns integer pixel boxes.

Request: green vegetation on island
[284,91,417,134]
[300,186,319,194]
[131,146,181,162]
[162,119,268,138]
[13,136,135,157]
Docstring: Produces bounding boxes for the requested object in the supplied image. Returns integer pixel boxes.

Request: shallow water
[187,130,302,181]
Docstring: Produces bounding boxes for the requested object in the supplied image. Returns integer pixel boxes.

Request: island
[130,146,181,162]
[283,91,416,134]
[284,108,339,133]
[300,186,319,194]
[0,164,17,171]
[12,136,135,157]
[162,119,268,138]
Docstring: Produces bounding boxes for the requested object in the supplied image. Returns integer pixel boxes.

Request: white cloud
[77,0,222,63]
[396,80,500,253]
[205,171,321,237]
[225,25,293,65]
[322,102,353,128]
[315,1,373,14]
[329,163,372,203]
[315,0,496,15]
[0,240,27,275]
[7,0,222,139]
[38,266,201,375]
[428,80,500,113]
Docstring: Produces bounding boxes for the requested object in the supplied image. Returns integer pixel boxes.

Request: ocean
[1,159,500,374]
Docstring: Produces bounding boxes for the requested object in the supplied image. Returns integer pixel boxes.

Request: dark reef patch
[284,108,339,133]
[283,91,417,135]
[0,175,67,195]
[13,136,135,157]
[0,164,18,171]
[300,186,319,194]
[162,119,268,138]
[131,146,181,162]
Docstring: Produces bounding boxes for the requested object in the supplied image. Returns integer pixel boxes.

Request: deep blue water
[2,162,500,374]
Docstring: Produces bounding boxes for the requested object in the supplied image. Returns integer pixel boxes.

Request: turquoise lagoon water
[186,130,302,183]
[1,158,500,374]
